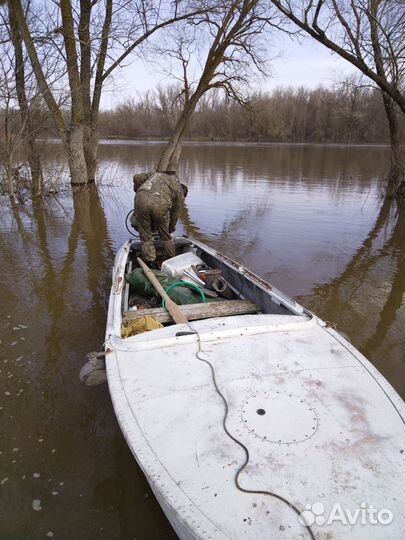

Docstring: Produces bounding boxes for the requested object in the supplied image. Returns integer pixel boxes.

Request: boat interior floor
[122,238,301,330]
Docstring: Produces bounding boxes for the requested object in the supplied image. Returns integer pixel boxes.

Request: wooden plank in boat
[123,299,259,324]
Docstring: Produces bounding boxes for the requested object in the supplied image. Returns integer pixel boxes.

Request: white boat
[105,237,405,540]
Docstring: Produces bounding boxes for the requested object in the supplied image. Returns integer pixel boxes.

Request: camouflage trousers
[135,192,175,262]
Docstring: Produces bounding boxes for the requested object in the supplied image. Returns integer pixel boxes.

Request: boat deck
[107,312,405,540]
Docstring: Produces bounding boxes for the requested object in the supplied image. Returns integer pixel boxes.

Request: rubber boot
[163,239,176,259]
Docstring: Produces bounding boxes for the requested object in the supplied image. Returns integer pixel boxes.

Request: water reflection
[1,142,403,540]
[299,200,405,398]
[98,141,388,190]
[0,186,176,540]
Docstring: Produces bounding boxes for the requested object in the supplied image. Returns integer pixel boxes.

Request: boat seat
[123,299,260,324]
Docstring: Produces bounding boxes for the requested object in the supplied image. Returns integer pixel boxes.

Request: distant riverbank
[40,136,390,148]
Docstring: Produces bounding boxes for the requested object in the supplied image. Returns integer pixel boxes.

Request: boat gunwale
[189,238,305,316]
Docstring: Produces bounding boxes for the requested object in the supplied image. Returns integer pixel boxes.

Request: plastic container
[161,252,204,279]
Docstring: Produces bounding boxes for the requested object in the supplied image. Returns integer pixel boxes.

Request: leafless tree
[0,40,18,198]
[156,0,273,172]
[0,1,45,198]
[156,85,184,134]
[0,16,32,199]
[270,0,405,198]
[11,0,207,186]
[334,73,368,144]
[6,1,43,195]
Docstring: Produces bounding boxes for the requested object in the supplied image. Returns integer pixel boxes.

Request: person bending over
[131,171,188,264]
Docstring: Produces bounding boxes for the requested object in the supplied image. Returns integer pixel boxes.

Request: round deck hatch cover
[241,392,318,444]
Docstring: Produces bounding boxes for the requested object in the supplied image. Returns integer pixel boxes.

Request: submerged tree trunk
[27,140,43,196]
[83,126,98,183]
[7,169,14,201]
[382,94,405,199]
[65,125,88,185]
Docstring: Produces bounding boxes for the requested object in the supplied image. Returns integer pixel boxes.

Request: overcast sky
[101,33,358,109]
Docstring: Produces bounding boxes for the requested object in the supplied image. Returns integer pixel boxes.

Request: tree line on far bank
[99,84,394,145]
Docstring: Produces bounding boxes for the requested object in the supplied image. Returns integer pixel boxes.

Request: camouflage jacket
[133,172,184,229]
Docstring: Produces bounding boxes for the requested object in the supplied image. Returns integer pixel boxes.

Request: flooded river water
[1,142,404,539]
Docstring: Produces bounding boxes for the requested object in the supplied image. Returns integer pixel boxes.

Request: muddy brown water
[1,142,404,540]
